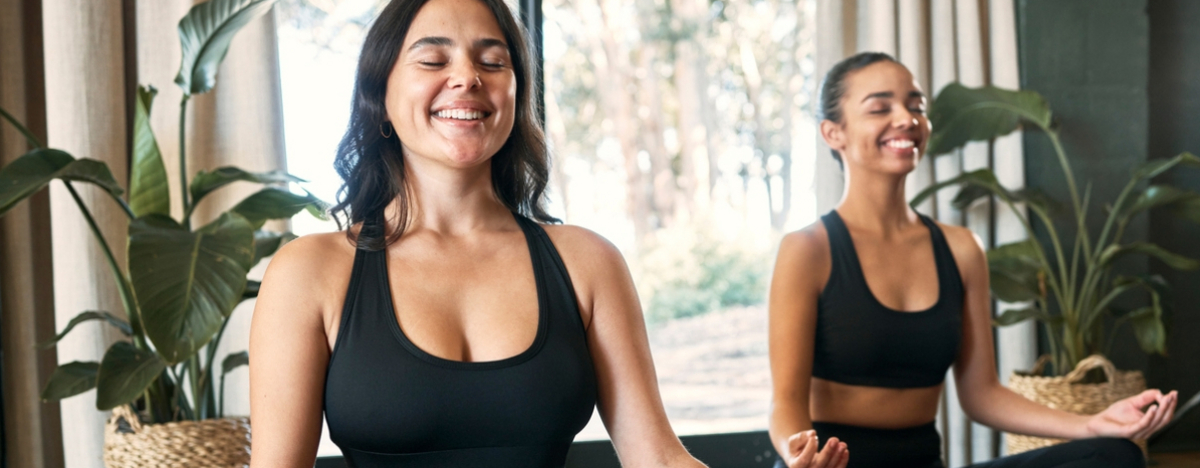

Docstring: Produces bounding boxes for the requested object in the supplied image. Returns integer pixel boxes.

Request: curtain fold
[0,0,65,466]
[0,1,290,466]
[815,0,1033,464]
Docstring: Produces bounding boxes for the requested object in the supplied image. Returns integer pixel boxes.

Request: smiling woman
[249,1,706,467]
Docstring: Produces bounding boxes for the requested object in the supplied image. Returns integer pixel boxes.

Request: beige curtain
[815,0,1033,464]
[0,0,65,467]
[0,1,287,466]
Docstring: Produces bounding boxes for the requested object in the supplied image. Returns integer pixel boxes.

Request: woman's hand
[1086,389,1178,439]
[781,430,848,468]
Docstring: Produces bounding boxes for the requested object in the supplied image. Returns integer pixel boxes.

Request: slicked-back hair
[330,0,557,251]
[817,51,898,166]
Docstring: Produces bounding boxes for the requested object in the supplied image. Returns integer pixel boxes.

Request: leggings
[773,421,1144,468]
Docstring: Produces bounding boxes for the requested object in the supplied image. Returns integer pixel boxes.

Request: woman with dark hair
[766,52,1177,468]
[248,0,706,466]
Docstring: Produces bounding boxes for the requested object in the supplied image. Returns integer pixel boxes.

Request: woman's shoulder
[540,223,625,264]
[261,230,358,297]
[778,219,831,264]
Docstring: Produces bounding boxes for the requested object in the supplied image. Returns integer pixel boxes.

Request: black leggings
[773,421,1144,468]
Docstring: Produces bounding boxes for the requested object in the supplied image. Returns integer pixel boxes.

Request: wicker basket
[1006,354,1146,455]
[103,405,251,468]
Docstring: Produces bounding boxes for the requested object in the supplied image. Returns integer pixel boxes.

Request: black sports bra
[323,214,597,467]
[810,210,964,388]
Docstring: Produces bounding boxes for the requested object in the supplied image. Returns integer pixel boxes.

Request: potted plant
[0,0,324,466]
[911,83,1200,453]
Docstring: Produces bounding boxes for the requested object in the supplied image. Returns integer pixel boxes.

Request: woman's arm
[249,235,346,468]
[545,225,704,468]
[768,228,847,468]
[947,226,1178,440]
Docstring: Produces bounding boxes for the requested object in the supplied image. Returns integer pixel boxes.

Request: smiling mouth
[882,138,917,150]
[433,109,491,121]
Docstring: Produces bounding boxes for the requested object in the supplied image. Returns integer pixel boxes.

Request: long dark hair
[817,51,898,166]
[330,0,557,250]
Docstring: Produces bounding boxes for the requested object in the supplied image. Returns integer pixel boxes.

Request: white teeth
[434,109,485,120]
[884,139,915,149]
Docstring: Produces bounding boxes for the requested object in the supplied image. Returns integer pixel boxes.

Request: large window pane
[542,0,819,439]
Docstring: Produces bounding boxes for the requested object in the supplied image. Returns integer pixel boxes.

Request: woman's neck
[835,164,920,237]
[388,157,513,237]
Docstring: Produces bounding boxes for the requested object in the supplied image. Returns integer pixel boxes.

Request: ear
[820,119,846,154]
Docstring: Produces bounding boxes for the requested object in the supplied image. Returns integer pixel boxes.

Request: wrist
[1075,413,1099,439]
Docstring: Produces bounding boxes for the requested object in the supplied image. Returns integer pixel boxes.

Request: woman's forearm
[769,400,813,457]
[963,383,1092,440]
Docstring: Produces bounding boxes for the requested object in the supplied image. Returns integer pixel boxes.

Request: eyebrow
[408,36,509,51]
[861,90,926,103]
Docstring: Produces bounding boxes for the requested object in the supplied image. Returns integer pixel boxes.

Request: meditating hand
[1085,389,1178,440]
[782,430,848,468]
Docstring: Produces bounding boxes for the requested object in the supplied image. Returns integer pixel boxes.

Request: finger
[1128,404,1158,439]
[1127,389,1164,410]
[797,431,818,466]
[836,447,850,468]
[814,437,839,468]
[1144,393,1179,437]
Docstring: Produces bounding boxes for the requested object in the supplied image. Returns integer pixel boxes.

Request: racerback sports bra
[323,214,597,467]
[810,210,964,388]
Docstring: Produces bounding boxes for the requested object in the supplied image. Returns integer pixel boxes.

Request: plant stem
[63,182,147,350]
[179,96,191,230]
[187,355,203,420]
[0,106,44,149]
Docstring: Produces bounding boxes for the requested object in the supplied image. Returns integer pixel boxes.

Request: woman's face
[385,0,516,170]
[823,61,930,175]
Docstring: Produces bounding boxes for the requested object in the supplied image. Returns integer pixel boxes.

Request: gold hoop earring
[380,121,393,138]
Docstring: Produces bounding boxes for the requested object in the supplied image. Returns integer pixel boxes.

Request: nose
[892,106,919,129]
[447,59,481,90]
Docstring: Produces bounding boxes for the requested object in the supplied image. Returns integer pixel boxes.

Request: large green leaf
[128,213,254,364]
[175,0,279,96]
[129,85,170,218]
[927,83,1052,156]
[0,149,123,216]
[40,361,99,401]
[37,311,131,349]
[96,341,166,410]
[1133,152,1200,180]
[231,188,328,229]
[1099,242,1200,271]
[1121,185,1197,218]
[252,230,297,267]
[189,166,304,209]
[1174,196,1200,225]
[988,240,1044,303]
[909,169,1003,209]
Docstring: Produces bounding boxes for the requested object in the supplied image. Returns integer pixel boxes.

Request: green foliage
[637,228,769,324]
[0,0,319,421]
[916,83,1200,374]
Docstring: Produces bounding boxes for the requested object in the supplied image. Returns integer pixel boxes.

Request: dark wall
[1147,0,1200,451]
[1018,0,1200,450]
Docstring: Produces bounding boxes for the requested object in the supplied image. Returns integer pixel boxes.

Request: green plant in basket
[0,0,325,423]
[910,83,1200,376]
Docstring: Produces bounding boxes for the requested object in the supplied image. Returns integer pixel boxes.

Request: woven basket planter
[103,405,251,468]
[1006,354,1146,455]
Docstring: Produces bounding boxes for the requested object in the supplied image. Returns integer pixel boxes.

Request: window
[275,0,818,454]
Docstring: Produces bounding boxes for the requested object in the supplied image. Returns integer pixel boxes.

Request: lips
[880,136,919,150]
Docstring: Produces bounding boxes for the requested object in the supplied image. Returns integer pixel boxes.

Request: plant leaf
[1099,242,1200,271]
[987,240,1044,302]
[994,306,1050,327]
[128,85,171,218]
[927,83,1052,156]
[37,311,132,349]
[221,350,249,375]
[95,341,167,410]
[1133,152,1200,180]
[231,188,328,229]
[189,166,305,208]
[128,213,254,364]
[242,280,260,299]
[252,230,297,267]
[1128,305,1167,355]
[909,169,1004,209]
[1120,185,1199,219]
[175,0,280,95]
[40,361,99,401]
[0,149,123,216]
